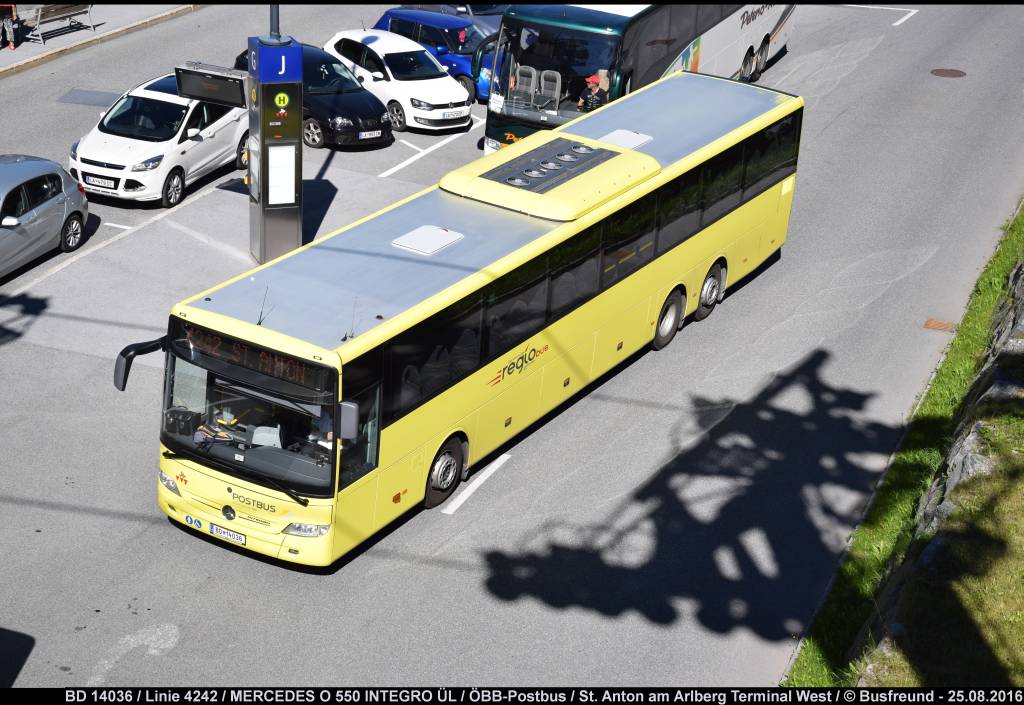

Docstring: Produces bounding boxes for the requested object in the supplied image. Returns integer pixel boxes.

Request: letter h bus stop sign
[174,35,303,265]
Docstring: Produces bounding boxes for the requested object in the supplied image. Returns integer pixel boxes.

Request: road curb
[0,5,206,79]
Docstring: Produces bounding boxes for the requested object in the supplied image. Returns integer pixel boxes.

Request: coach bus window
[549,224,601,321]
[601,193,656,289]
[744,111,802,199]
[701,144,744,226]
[388,296,482,421]
[656,169,701,254]
[486,257,549,358]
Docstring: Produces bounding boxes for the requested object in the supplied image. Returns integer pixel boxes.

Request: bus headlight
[484,137,501,152]
[158,469,181,496]
[283,523,329,537]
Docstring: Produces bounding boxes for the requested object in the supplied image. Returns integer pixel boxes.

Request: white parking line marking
[378,114,485,179]
[103,222,132,230]
[442,453,511,515]
[164,220,251,264]
[842,4,918,26]
[399,139,423,152]
[10,185,219,296]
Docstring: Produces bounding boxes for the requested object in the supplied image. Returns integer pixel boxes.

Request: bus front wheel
[653,289,684,350]
[424,436,464,508]
[739,49,755,82]
[693,263,724,321]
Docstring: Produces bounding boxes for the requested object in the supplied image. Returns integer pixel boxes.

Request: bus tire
[653,289,684,350]
[693,263,723,321]
[424,436,464,508]
[753,39,770,82]
[739,48,755,82]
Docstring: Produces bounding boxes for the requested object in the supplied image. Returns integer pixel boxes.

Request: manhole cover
[931,68,966,78]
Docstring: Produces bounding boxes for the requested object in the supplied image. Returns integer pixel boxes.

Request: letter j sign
[252,40,302,84]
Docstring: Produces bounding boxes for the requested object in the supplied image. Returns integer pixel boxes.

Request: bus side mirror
[339,401,360,440]
[114,336,166,391]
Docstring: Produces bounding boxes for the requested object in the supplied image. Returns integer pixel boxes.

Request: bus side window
[548,224,601,321]
[743,111,801,199]
[701,144,744,226]
[656,168,701,254]
[601,192,656,289]
[386,296,482,422]
[485,257,549,359]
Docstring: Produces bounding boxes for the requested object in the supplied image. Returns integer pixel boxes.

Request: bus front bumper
[157,482,335,566]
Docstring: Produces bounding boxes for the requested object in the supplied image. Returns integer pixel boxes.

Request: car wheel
[235,132,249,169]
[388,102,407,132]
[693,263,724,321]
[160,169,185,209]
[59,213,84,252]
[424,436,464,509]
[739,49,755,82]
[457,75,476,103]
[303,118,325,148]
[652,289,684,350]
[753,39,770,82]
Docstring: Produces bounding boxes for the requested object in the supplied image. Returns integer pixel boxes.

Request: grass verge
[783,199,1024,686]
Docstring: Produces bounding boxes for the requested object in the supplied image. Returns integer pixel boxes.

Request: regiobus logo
[488,344,550,386]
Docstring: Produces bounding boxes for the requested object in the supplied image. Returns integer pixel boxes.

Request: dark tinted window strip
[374,109,802,428]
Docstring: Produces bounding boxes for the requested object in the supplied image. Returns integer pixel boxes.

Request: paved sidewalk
[0,4,196,75]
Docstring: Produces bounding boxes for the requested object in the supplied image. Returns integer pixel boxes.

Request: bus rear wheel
[693,263,724,321]
[753,39,770,82]
[424,437,464,508]
[739,49,755,82]
[653,289,683,350]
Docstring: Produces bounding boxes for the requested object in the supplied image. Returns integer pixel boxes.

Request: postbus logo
[489,344,549,386]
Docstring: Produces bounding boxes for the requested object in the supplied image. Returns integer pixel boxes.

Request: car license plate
[209,522,246,545]
[443,110,466,120]
[85,175,115,188]
[358,130,382,139]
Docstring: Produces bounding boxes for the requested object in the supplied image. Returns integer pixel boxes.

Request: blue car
[373,7,493,103]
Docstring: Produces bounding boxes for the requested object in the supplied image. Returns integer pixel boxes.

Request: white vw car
[69,74,248,208]
[325,30,471,132]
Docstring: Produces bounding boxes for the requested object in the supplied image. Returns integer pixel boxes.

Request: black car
[234,44,393,148]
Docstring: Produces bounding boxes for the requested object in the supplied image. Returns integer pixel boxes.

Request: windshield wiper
[162,446,310,507]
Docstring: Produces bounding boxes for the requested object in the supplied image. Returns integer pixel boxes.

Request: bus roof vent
[597,129,653,150]
[391,225,464,256]
[479,137,617,194]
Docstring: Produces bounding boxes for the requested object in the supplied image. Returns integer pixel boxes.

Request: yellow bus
[113,70,803,566]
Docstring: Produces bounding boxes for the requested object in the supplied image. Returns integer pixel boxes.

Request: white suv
[69,74,248,208]
[325,30,471,132]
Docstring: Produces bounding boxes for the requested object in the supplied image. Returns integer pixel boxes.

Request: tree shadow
[0,626,34,687]
[481,349,907,640]
[0,292,49,348]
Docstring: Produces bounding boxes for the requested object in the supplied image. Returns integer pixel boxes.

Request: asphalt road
[2,3,1024,687]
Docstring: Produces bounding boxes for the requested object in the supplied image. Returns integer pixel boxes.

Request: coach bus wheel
[753,39,770,82]
[693,264,723,321]
[739,49,755,82]
[653,289,684,350]
[424,437,464,508]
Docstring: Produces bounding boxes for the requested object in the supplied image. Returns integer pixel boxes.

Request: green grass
[783,199,1024,686]
[854,409,1024,686]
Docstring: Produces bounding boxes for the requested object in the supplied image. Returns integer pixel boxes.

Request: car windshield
[162,323,338,497]
[448,23,487,54]
[470,4,508,14]
[384,50,447,80]
[490,18,618,127]
[98,95,188,142]
[305,56,362,94]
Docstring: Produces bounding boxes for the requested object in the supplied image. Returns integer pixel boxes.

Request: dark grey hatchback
[235,44,393,149]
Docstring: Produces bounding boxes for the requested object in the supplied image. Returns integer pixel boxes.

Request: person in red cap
[577,73,608,113]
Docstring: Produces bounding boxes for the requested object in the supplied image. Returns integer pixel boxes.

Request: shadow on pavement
[482,349,901,636]
[0,626,35,687]
[0,292,49,347]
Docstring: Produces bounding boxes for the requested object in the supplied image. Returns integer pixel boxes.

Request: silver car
[1,154,89,280]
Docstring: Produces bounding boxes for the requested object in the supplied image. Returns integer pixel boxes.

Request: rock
[944,422,995,495]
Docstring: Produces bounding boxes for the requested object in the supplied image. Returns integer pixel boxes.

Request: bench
[24,4,95,45]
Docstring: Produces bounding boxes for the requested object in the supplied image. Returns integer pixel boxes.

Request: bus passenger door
[334,384,383,558]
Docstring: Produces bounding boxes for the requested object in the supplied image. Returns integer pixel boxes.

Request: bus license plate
[443,111,465,120]
[358,130,382,139]
[209,522,246,545]
[85,175,115,188]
